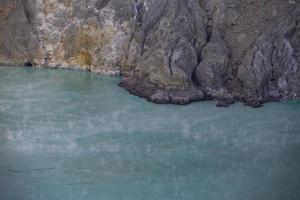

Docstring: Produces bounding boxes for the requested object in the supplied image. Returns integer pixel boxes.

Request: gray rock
[0,0,299,107]
[195,31,230,91]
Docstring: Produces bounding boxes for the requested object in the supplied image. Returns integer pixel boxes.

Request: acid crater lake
[0,66,300,200]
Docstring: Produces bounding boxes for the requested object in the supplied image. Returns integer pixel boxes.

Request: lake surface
[0,66,300,200]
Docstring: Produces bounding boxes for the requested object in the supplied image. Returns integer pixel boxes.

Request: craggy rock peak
[0,0,299,107]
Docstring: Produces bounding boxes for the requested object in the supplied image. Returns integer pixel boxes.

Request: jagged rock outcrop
[0,0,299,107]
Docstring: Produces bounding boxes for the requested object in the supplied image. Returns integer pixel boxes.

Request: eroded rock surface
[0,0,299,107]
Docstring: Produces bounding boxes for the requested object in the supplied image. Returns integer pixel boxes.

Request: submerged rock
[0,0,299,107]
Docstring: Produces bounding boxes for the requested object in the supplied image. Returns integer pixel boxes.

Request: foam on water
[0,66,300,200]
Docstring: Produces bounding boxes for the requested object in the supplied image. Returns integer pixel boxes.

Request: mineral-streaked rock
[0,0,299,107]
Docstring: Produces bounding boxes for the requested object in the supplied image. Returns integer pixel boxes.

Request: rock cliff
[0,0,299,107]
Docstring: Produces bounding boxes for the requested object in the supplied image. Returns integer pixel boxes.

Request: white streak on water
[0,67,300,200]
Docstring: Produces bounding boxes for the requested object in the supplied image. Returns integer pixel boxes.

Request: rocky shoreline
[119,76,280,108]
[0,63,298,107]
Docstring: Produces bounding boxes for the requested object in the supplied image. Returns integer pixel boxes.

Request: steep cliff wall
[0,0,299,107]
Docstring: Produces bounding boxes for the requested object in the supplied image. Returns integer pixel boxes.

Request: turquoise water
[0,66,300,200]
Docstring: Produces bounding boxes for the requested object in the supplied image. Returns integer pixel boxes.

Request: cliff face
[0,0,299,107]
